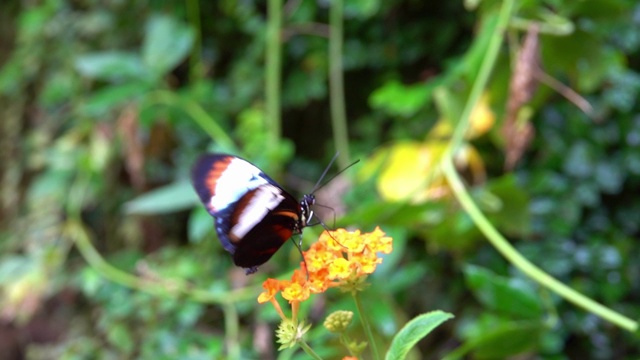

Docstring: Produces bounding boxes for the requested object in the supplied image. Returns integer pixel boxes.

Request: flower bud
[323,310,354,333]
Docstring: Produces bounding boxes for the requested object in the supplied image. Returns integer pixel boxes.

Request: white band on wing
[209,158,268,212]
[230,184,285,240]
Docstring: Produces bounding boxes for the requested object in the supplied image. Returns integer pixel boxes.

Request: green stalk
[66,175,257,305]
[329,0,350,168]
[224,302,241,359]
[266,0,283,151]
[440,0,637,333]
[67,218,258,305]
[352,292,380,360]
[299,339,324,360]
[445,0,514,157]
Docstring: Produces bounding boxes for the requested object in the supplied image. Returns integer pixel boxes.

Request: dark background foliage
[1,0,639,359]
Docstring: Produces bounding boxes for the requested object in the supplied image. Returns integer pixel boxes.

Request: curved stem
[442,159,637,332]
[352,291,380,360]
[66,174,257,305]
[329,0,350,168]
[445,0,515,158]
[439,0,637,333]
[67,218,258,305]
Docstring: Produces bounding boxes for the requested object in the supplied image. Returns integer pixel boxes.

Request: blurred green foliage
[1,0,639,359]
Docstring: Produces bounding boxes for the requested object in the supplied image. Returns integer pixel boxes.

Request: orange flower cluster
[258,227,392,308]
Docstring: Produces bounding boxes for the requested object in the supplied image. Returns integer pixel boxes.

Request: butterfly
[191,154,316,275]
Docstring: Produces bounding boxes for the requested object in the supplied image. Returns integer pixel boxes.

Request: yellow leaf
[373,142,449,202]
[466,93,495,139]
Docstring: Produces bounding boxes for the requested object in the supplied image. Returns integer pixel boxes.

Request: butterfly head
[300,193,315,227]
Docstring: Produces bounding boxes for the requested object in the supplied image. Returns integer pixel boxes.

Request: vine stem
[66,218,258,304]
[440,0,638,333]
[445,0,513,157]
[352,291,380,360]
[65,174,257,305]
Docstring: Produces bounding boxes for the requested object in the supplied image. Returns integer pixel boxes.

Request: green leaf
[464,265,543,319]
[385,310,454,360]
[124,180,198,214]
[107,322,134,353]
[345,0,381,18]
[75,51,146,81]
[142,14,195,77]
[482,174,531,237]
[80,81,151,117]
[457,314,545,359]
[188,207,214,243]
[369,80,433,117]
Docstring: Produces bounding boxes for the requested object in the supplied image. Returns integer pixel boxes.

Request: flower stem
[299,339,324,360]
[352,291,380,360]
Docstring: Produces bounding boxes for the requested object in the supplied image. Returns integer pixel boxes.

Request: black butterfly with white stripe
[191,154,315,275]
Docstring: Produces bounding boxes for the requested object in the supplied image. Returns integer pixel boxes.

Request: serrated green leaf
[124,180,198,214]
[385,310,454,360]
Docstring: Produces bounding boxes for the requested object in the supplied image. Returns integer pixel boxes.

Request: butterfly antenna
[310,156,360,195]
[310,152,340,194]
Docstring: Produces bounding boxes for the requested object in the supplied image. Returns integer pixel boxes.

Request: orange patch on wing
[204,156,232,203]
[271,224,293,242]
[273,210,299,221]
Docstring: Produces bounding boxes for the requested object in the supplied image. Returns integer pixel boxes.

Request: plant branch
[352,291,380,360]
